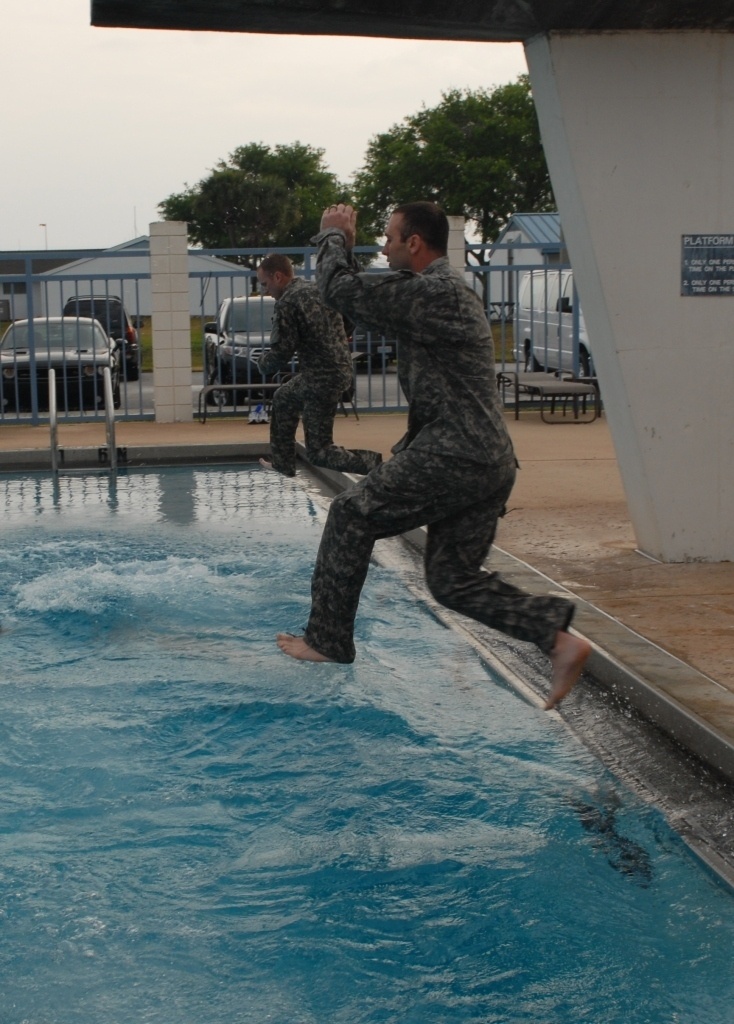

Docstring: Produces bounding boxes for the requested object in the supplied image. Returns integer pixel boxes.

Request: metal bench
[497,370,600,423]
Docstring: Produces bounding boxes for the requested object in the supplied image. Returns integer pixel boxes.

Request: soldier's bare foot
[276,633,334,662]
[259,458,274,470]
[545,631,591,710]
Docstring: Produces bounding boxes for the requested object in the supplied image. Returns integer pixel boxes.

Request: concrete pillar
[149,221,192,423]
[525,32,734,561]
[447,215,465,271]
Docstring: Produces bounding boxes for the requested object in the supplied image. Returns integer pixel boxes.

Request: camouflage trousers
[303,446,574,663]
[268,374,382,477]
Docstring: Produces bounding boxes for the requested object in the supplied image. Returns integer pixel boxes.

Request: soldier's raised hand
[321,203,357,248]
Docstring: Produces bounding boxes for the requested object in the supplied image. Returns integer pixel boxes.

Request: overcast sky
[3,0,527,252]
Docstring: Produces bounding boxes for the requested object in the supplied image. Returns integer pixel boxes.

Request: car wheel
[206,386,230,408]
[579,348,591,378]
[524,341,542,373]
[82,387,99,412]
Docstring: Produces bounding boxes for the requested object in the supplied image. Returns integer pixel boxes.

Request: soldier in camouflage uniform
[256,253,382,478]
[276,204,590,710]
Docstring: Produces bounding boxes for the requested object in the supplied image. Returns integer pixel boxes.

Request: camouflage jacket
[257,277,353,391]
[313,228,514,465]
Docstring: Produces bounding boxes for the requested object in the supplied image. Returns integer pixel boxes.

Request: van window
[560,275,575,312]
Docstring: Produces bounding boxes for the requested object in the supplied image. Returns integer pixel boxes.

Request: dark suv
[204,295,284,406]
[63,295,140,381]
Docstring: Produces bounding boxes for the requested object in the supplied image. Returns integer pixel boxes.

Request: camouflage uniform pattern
[257,278,382,477]
[300,229,575,663]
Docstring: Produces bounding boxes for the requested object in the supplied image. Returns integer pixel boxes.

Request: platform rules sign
[681,234,734,295]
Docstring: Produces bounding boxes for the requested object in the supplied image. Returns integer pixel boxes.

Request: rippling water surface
[0,467,732,1024]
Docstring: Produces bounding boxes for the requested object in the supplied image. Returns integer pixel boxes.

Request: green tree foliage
[158,142,370,268]
[352,76,554,260]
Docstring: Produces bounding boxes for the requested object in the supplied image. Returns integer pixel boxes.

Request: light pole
[39,223,48,249]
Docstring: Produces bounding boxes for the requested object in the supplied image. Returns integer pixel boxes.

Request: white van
[514,269,594,376]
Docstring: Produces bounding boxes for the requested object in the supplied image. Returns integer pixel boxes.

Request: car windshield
[1,320,107,353]
[65,300,122,335]
[230,298,274,334]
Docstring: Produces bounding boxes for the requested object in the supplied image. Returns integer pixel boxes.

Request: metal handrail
[48,368,59,474]
[48,366,117,473]
[103,366,117,472]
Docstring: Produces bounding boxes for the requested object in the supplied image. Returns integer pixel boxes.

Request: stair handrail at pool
[103,366,117,473]
[48,368,59,474]
[48,366,117,474]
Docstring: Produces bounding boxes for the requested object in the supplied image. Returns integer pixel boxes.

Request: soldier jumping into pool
[275,202,591,711]
[256,253,382,478]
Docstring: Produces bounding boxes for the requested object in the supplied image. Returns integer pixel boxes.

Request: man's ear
[407,233,421,255]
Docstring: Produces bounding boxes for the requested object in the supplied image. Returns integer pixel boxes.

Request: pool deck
[2,411,734,790]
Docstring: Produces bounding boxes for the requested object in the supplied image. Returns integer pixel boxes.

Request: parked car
[514,269,594,376]
[204,295,282,406]
[0,317,120,412]
[62,294,140,381]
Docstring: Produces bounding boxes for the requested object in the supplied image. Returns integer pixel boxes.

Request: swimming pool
[1,466,733,1024]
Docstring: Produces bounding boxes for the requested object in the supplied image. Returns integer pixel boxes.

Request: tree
[352,76,554,262]
[158,142,372,269]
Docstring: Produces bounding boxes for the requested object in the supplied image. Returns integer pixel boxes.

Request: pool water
[1,466,733,1024]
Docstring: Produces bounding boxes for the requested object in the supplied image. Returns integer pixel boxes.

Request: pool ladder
[49,367,121,476]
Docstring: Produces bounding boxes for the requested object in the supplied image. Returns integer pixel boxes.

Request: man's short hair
[259,253,294,277]
[393,202,449,254]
